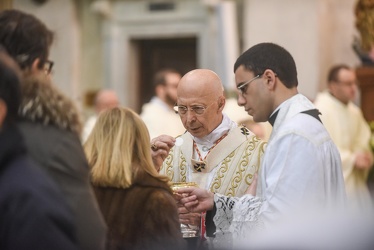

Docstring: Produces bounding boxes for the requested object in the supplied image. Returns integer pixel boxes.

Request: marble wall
[243,0,360,100]
[12,0,361,112]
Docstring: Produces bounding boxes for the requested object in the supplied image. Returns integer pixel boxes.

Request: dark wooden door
[136,37,197,112]
[356,66,374,122]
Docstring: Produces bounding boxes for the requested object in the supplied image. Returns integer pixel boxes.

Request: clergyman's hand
[176,198,201,225]
[176,187,214,213]
[180,213,201,226]
[150,135,175,171]
[355,152,373,170]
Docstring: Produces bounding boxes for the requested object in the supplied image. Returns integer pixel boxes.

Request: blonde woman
[84,107,185,250]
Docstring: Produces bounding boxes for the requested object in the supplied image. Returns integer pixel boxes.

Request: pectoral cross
[193,162,206,172]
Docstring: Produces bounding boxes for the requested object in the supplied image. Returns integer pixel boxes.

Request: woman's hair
[84,107,169,188]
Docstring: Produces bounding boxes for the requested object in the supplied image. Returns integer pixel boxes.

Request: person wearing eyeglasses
[156,68,266,249]
[173,43,347,249]
[0,9,106,250]
[140,68,186,139]
[314,64,374,212]
[0,48,79,250]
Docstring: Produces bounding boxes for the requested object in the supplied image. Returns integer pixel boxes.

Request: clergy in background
[314,64,373,212]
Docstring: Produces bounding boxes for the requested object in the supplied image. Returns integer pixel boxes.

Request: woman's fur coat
[16,73,107,250]
[93,171,186,250]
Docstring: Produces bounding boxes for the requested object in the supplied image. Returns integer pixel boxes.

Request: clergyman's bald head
[95,89,119,113]
[178,69,224,98]
[176,69,226,138]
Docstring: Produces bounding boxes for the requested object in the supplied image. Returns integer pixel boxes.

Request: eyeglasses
[237,74,263,95]
[174,102,216,116]
[44,60,54,75]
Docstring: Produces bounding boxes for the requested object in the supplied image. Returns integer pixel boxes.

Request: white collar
[192,113,236,147]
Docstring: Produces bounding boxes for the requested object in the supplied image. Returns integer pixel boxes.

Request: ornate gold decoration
[355,0,374,52]
[164,151,175,181]
[179,154,187,182]
[210,152,232,193]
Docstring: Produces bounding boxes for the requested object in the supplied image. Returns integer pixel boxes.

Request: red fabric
[201,212,206,240]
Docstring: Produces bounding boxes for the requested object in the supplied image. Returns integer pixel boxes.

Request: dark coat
[93,172,186,250]
[0,126,78,250]
[17,75,107,250]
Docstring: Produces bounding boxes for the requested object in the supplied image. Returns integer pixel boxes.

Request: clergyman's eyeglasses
[173,102,216,116]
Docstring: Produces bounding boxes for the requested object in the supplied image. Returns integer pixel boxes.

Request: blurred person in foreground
[176,43,347,249]
[0,49,78,250]
[314,64,374,212]
[82,89,119,143]
[0,9,106,250]
[84,107,186,250]
[153,69,266,249]
[140,68,185,138]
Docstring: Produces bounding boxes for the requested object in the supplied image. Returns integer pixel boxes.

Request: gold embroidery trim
[164,149,175,181]
[209,151,233,193]
[179,152,187,182]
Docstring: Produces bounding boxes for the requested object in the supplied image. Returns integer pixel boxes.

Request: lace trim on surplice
[212,193,263,249]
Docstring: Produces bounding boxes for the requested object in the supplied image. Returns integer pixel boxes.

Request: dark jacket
[17,74,106,250]
[0,125,78,250]
[93,172,186,250]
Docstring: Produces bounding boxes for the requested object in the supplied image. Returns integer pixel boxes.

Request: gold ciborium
[170,182,200,238]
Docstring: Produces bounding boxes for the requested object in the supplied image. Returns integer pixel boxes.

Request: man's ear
[218,96,225,111]
[31,58,41,73]
[263,69,277,90]
[0,99,8,129]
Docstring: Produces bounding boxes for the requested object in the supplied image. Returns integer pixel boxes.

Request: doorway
[136,37,197,112]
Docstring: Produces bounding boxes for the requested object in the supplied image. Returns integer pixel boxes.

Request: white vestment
[314,91,373,211]
[159,114,266,196]
[160,115,266,248]
[212,94,347,249]
[140,97,185,139]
